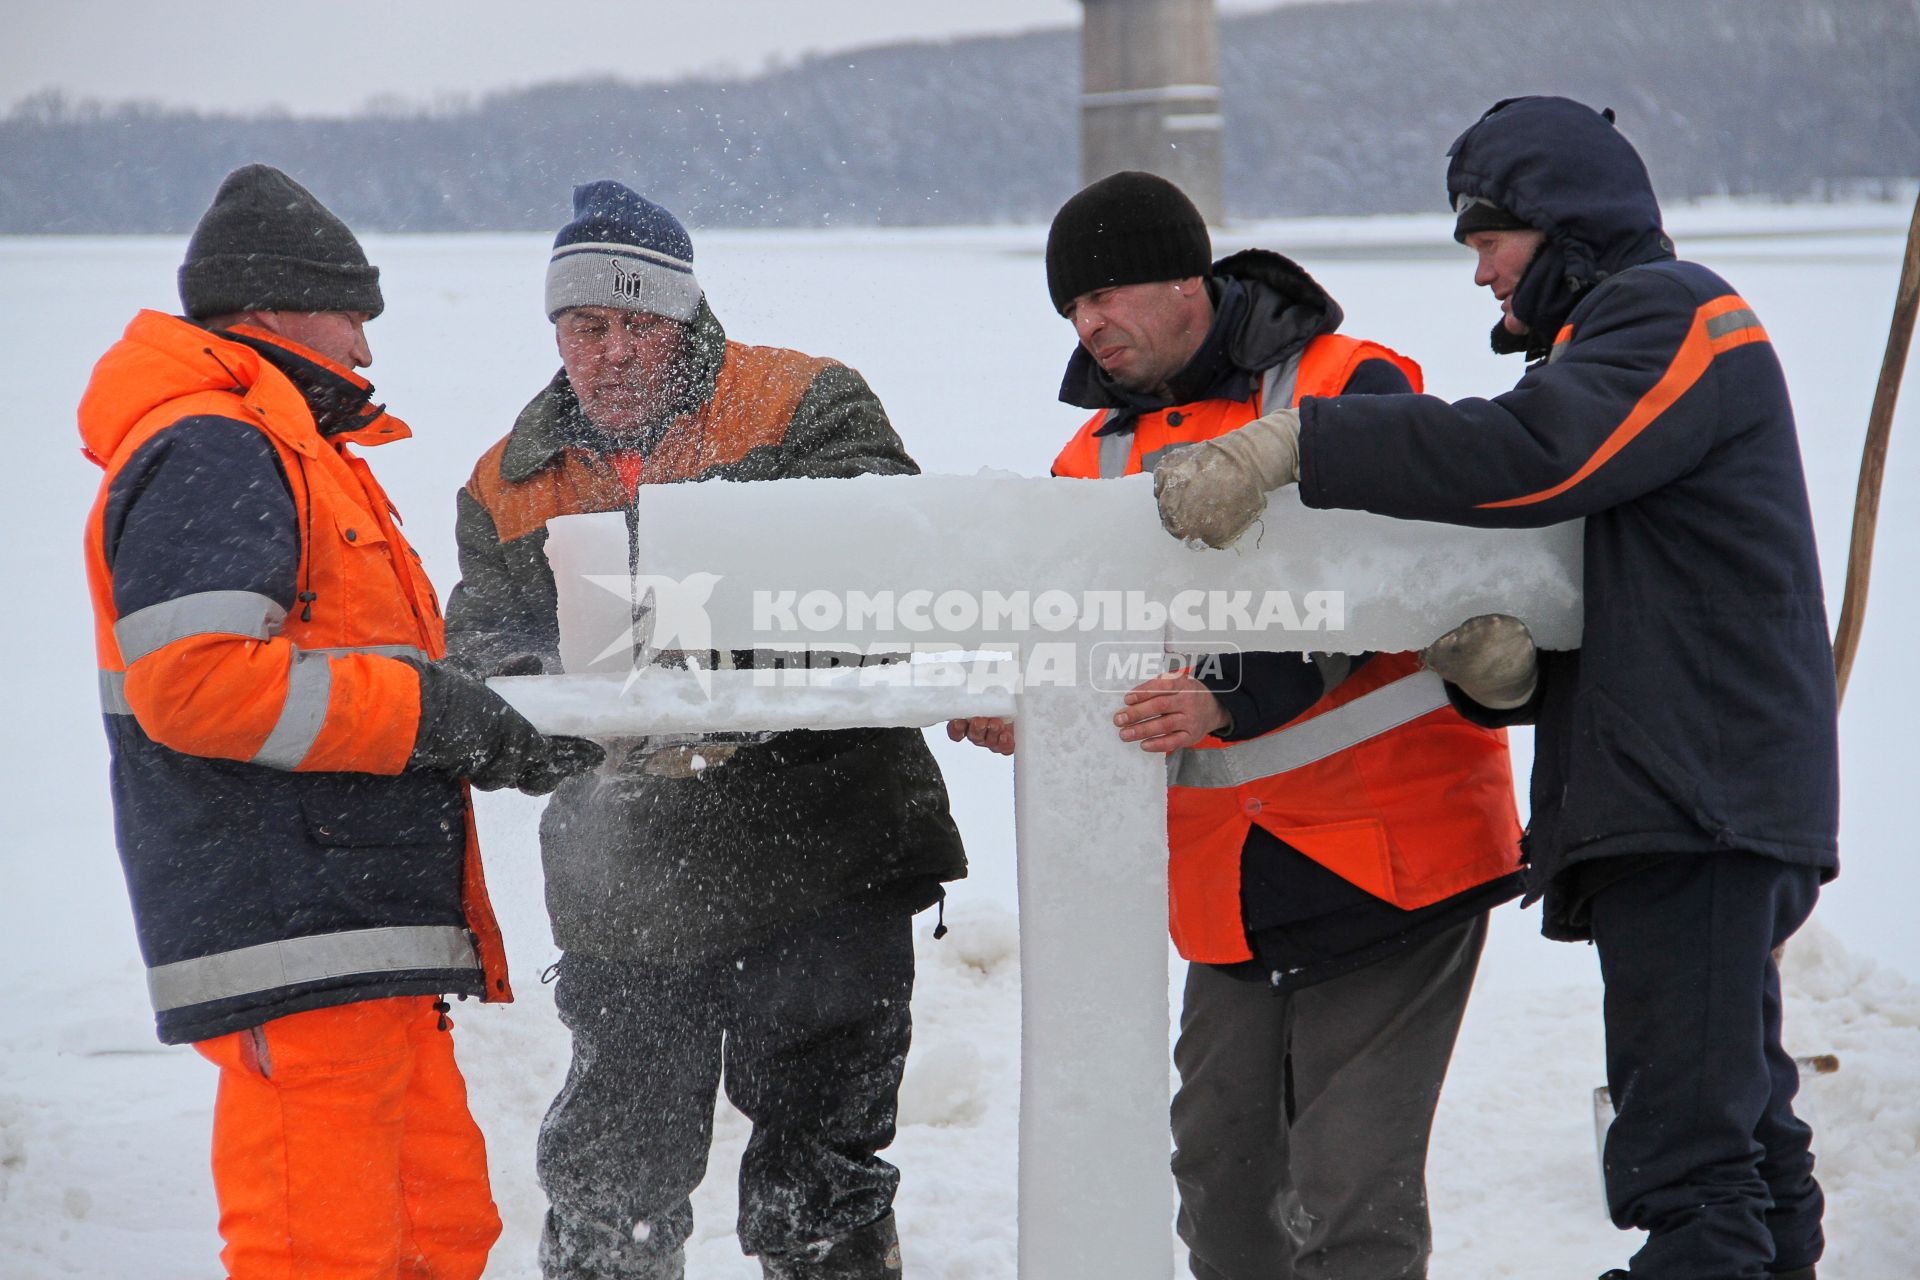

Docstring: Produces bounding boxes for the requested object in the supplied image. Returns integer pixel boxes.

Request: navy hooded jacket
[1294,96,1839,937]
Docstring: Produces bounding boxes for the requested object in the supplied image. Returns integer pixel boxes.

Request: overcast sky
[8,1,1290,117]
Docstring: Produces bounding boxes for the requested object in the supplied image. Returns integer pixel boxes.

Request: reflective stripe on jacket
[1056,333,1522,963]
[79,311,509,1043]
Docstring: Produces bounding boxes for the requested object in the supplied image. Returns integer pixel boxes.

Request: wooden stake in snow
[1833,190,1920,705]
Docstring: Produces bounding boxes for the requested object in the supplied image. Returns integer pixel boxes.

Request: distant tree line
[4,0,1914,234]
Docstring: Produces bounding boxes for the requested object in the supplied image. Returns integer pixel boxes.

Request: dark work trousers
[1171,914,1488,1280]
[1589,852,1824,1279]
[536,900,916,1279]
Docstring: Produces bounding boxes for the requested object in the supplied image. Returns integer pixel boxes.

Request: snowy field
[2,204,1917,1277]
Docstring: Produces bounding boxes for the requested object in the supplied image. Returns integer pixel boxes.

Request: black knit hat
[1451,193,1537,244]
[1046,171,1211,315]
[177,165,383,319]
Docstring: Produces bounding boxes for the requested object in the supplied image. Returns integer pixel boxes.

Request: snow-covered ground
[3,205,1917,1277]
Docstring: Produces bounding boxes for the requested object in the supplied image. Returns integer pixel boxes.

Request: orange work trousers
[193,995,501,1280]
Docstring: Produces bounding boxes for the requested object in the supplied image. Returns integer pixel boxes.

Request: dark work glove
[405,658,604,795]
[442,649,552,680]
[486,652,551,678]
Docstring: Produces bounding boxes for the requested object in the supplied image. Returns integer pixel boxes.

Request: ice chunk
[538,473,1584,661]
[493,660,1017,737]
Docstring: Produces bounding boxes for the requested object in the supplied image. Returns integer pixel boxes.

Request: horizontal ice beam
[490,662,1018,737]
[563,473,1583,657]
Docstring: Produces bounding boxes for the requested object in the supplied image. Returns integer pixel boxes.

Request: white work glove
[1420,614,1539,710]
[1154,407,1302,549]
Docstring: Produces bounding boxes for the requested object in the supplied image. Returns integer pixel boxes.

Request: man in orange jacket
[951,172,1522,1280]
[78,164,602,1279]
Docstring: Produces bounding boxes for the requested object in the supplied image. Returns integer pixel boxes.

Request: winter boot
[759,1212,902,1279]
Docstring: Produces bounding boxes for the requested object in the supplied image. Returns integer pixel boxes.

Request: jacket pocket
[291,774,467,935]
[1574,686,1729,841]
[1269,818,1397,905]
[299,772,465,851]
[318,508,417,637]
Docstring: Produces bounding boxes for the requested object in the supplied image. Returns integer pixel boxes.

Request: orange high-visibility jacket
[80,311,508,1043]
[1055,332,1522,963]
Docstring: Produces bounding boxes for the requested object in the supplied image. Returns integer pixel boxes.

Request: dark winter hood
[1058,247,1343,413]
[1446,96,1674,357]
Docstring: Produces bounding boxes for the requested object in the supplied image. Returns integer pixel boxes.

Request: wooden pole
[1833,190,1920,705]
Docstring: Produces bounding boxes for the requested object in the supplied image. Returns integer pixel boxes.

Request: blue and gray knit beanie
[545,181,702,322]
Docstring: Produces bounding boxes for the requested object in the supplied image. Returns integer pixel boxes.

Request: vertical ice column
[1014,638,1173,1279]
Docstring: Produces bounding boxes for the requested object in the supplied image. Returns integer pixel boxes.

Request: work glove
[612,731,772,779]
[1419,614,1539,710]
[405,658,605,794]
[639,741,737,779]
[442,649,552,681]
[484,652,552,678]
[1154,406,1302,548]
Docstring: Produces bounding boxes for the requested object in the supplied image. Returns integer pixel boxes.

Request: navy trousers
[1588,852,1823,1279]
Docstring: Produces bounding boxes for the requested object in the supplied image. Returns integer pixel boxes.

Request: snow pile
[1419,912,1920,1277]
[1776,923,1920,1277]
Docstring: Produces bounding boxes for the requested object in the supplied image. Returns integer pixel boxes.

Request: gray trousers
[1171,915,1488,1280]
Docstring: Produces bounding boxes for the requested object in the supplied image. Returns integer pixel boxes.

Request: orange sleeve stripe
[1476,296,1762,510]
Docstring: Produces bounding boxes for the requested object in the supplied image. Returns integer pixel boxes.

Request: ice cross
[495,472,1582,1279]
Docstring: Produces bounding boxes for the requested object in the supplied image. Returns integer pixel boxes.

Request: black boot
[1599,1269,1814,1280]
[759,1212,902,1279]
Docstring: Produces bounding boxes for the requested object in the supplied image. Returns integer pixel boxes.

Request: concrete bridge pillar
[1079,0,1223,224]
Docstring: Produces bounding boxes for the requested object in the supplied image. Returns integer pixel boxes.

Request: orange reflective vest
[80,312,508,1043]
[1054,332,1523,963]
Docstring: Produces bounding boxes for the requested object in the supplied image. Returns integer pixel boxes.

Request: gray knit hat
[177,165,384,319]
[545,181,702,322]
